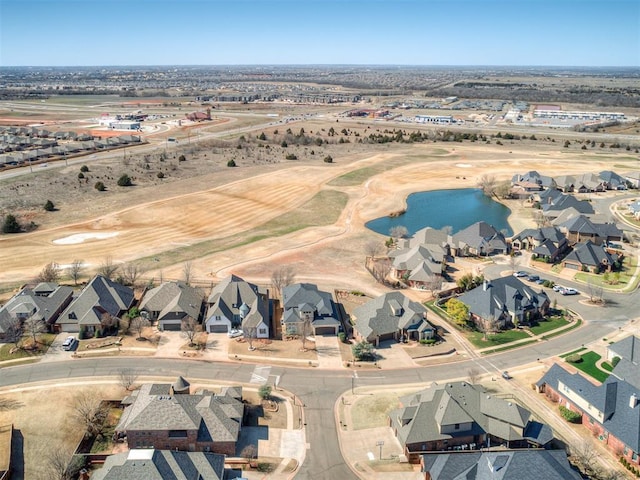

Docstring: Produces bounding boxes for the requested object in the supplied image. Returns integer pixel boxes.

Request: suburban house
[540,192,595,219]
[629,200,640,220]
[116,379,244,456]
[139,281,204,331]
[554,173,606,193]
[420,450,581,480]
[562,240,619,272]
[57,275,134,335]
[389,244,446,288]
[205,274,270,338]
[607,335,640,389]
[0,282,73,337]
[389,381,554,463]
[282,283,341,336]
[352,292,434,345]
[509,226,568,262]
[457,276,549,329]
[599,170,628,190]
[511,170,556,190]
[450,222,508,257]
[536,363,640,466]
[559,215,623,246]
[91,449,226,480]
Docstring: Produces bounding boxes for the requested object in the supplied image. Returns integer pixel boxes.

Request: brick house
[116,379,243,455]
[536,363,640,465]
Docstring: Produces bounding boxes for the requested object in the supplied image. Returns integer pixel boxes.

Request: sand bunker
[53,232,119,245]
[456,163,472,168]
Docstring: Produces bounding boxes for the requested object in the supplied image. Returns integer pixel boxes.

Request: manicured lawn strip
[560,347,587,358]
[466,329,530,349]
[602,362,614,372]
[569,351,609,383]
[136,189,348,269]
[481,339,538,355]
[0,333,55,361]
[529,316,569,335]
[539,318,582,340]
[574,255,638,291]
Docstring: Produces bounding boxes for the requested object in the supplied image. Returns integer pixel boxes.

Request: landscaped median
[560,348,610,383]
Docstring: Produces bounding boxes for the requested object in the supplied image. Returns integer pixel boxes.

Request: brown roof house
[115,378,244,456]
[389,381,553,463]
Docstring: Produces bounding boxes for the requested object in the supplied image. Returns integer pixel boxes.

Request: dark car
[502,371,512,380]
[526,274,540,282]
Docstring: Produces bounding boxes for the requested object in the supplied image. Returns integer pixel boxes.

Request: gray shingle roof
[206,275,269,331]
[0,284,72,331]
[452,222,507,253]
[353,291,431,340]
[421,449,581,480]
[140,281,204,322]
[282,283,339,328]
[91,449,225,480]
[563,241,616,267]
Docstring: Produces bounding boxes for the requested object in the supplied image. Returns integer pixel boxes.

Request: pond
[365,188,513,237]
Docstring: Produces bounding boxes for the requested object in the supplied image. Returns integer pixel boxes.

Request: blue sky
[1,0,638,67]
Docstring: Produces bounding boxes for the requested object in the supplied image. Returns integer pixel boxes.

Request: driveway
[312,335,343,369]
[40,333,78,363]
[374,340,416,369]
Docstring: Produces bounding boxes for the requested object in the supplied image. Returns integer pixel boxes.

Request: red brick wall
[127,430,235,455]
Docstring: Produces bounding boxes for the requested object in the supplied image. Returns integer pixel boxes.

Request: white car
[562,287,579,296]
[227,329,244,338]
[62,336,77,351]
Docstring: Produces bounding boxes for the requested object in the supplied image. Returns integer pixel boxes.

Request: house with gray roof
[559,215,623,246]
[205,274,270,338]
[510,226,568,262]
[352,292,434,345]
[282,283,341,336]
[540,192,595,219]
[450,222,508,257]
[139,281,204,331]
[0,283,73,337]
[599,170,628,190]
[420,449,581,480]
[562,240,618,273]
[57,275,134,335]
[458,276,549,329]
[390,381,553,462]
[607,335,640,390]
[91,448,226,480]
[389,244,446,288]
[536,363,640,467]
[116,380,243,456]
[511,170,556,190]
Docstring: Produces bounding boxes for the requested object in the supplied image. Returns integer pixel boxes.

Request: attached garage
[314,326,338,336]
[159,320,181,331]
[208,324,229,333]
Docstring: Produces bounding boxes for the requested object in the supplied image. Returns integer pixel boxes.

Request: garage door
[161,322,181,331]
[564,263,580,270]
[315,326,336,336]
[208,324,228,333]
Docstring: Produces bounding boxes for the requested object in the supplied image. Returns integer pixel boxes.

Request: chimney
[483,280,489,291]
[630,394,639,409]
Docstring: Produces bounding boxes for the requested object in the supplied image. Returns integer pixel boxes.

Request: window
[633,452,638,462]
[454,424,460,430]
[168,430,188,438]
[588,417,594,425]
[259,328,267,335]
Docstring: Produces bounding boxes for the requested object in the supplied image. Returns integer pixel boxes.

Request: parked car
[502,371,512,380]
[562,287,579,296]
[552,284,565,292]
[535,278,545,285]
[227,329,244,338]
[62,336,77,351]
[513,271,527,277]
[526,274,540,282]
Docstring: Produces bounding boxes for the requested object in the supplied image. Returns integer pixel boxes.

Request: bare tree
[121,262,145,287]
[100,312,118,336]
[570,440,600,478]
[478,313,500,341]
[181,316,199,347]
[70,391,109,439]
[67,259,84,285]
[389,225,408,240]
[3,318,23,348]
[365,239,384,261]
[37,262,60,283]
[241,444,258,462]
[371,258,392,284]
[477,174,497,197]
[300,311,313,351]
[131,316,150,340]
[244,324,258,351]
[587,278,604,305]
[508,254,520,274]
[271,265,296,298]
[495,180,512,199]
[467,367,481,384]
[424,275,444,297]
[46,447,85,480]
[118,368,139,391]
[98,255,119,280]
[24,316,46,346]
[182,261,193,285]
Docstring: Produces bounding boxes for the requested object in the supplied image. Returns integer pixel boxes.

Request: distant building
[415,115,455,124]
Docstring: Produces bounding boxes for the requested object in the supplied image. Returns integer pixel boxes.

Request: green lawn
[466,329,530,349]
[574,255,639,291]
[567,351,609,383]
[0,333,55,361]
[529,316,569,335]
[481,339,538,355]
[560,347,587,358]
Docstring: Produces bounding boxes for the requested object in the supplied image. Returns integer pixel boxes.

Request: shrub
[178,155,186,162]
[612,356,621,367]
[338,332,346,343]
[565,354,583,363]
[285,153,297,160]
[420,339,437,345]
[2,214,21,234]
[80,165,89,172]
[78,172,85,179]
[94,181,106,191]
[323,155,333,163]
[44,200,55,211]
[156,171,165,179]
[117,174,132,187]
[352,341,375,361]
[559,405,581,423]
[258,132,266,141]
[258,384,272,400]
[227,159,236,167]
[542,280,554,288]
[281,141,288,148]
